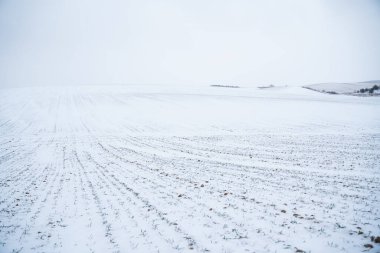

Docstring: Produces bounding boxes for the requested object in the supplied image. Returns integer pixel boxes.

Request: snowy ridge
[303,81,380,95]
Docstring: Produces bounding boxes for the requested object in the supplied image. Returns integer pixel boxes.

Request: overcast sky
[0,0,379,87]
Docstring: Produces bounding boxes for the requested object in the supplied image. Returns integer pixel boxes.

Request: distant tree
[358,85,378,94]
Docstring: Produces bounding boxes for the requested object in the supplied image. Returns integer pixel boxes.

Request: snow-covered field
[0,84,379,253]
[304,81,380,95]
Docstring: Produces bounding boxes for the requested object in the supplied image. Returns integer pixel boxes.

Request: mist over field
[0,0,380,87]
[0,1,380,253]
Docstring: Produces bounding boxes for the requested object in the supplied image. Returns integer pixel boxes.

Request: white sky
[0,0,379,87]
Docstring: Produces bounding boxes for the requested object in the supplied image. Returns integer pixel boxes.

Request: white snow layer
[304,81,380,94]
[0,84,379,253]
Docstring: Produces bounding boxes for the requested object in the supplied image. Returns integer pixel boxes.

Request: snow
[303,81,380,95]
[0,84,379,253]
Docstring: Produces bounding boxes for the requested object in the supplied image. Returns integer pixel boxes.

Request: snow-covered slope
[304,80,380,95]
[0,85,379,253]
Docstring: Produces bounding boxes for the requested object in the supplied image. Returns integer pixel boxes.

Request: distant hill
[359,80,380,84]
[303,81,380,96]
